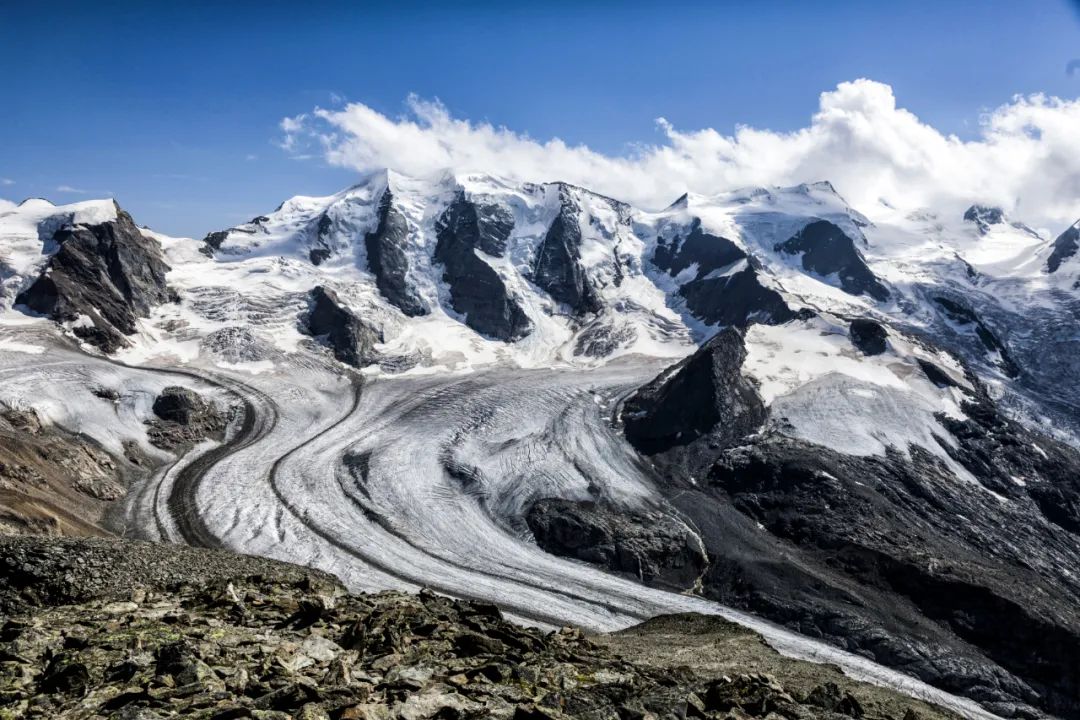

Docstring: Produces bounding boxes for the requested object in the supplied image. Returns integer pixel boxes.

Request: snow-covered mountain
[78,170,1080,434]
[3,171,1080,719]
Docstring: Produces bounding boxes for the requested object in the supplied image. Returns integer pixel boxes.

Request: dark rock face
[15,204,172,352]
[933,296,1020,377]
[364,191,427,317]
[434,194,532,341]
[531,190,601,315]
[1047,220,1079,273]
[201,229,229,256]
[525,497,707,591]
[152,387,212,425]
[304,286,382,368]
[775,220,889,301]
[147,387,226,450]
[699,430,1080,719]
[308,247,331,265]
[653,218,746,278]
[964,204,1006,233]
[623,328,767,454]
[615,330,1080,719]
[654,219,796,327]
[680,263,799,327]
[849,318,888,355]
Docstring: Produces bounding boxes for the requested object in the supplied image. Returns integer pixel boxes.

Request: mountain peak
[963,204,1006,232]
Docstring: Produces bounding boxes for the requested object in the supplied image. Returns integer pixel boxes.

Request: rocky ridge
[0,537,961,720]
[14,203,173,353]
[602,324,1080,720]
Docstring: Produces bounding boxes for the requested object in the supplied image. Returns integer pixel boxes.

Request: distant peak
[963,203,1040,238]
[17,197,55,208]
[800,180,840,195]
[963,204,1006,228]
[664,193,690,211]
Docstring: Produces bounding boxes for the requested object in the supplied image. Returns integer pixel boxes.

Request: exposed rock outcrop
[774,220,889,301]
[653,218,746,279]
[679,262,799,327]
[146,386,226,450]
[303,286,383,367]
[15,203,172,352]
[1047,219,1079,273]
[622,327,767,454]
[365,190,427,317]
[0,536,960,720]
[531,188,602,315]
[0,407,130,537]
[963,205,1007,233]
[933,296,1020,377]
[525,497,707,591]
[654,219,796,327]
[614,326,1080,719]
[435,194,532,341]
[849,318,888,355]
[200,229,229,256]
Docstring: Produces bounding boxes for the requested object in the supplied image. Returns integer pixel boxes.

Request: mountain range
[1,169,1078,719]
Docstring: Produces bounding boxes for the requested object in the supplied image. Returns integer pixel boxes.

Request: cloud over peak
[280,79,1080,228]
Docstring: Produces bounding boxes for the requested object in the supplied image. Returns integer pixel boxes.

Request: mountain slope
[2,171,1079,719]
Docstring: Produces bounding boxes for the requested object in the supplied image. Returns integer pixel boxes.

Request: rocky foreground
[0,538,960,720]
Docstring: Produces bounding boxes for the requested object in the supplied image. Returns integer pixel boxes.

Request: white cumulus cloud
[0,178,14,186]
[56,185,88,194]
[279,79,1080,229]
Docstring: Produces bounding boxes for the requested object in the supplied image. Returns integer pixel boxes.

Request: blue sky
[2,0,1079,237]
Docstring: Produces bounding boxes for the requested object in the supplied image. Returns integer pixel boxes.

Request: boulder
[147,386,225,450]
[1047,220,1080,273]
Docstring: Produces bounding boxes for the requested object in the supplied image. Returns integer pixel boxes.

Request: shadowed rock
[933,296,1020,377]
[1047,220,1080,273]
[435,194,532,341]
[963,205,1007,233]
[147,386,226,450]
[653,218,746,279]
[304,286,382,367]
[15,203,172,352]
[775,220,889,301]
[849,318,888,355]
[531,189,601,315]
[623,327,767,454]
[364,191,427,317]
[526,497,707,591]
[655,218,797,327]
[679,263,799,327]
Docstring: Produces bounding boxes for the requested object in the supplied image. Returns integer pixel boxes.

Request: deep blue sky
[3,0,1079,237]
